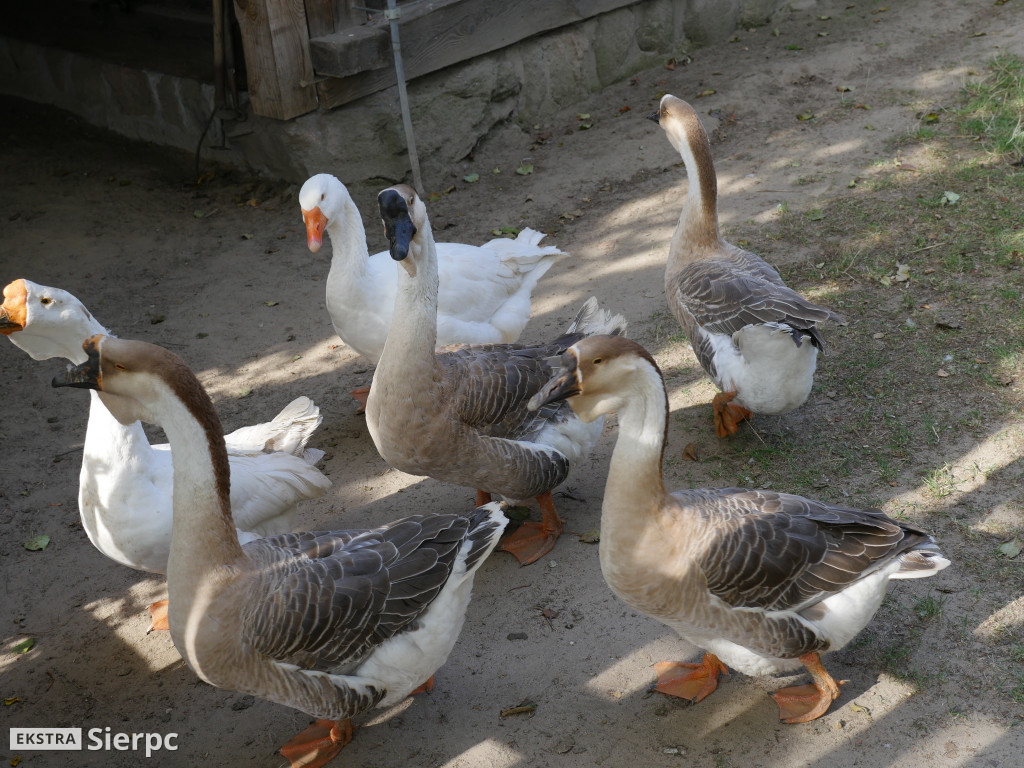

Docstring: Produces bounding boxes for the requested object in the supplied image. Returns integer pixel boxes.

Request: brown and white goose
[365,184,626,565]
[648,95,842,437]
[53,334,507,768]
[530,335,949,723]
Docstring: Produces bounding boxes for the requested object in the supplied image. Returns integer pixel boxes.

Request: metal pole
[385,0,425,195]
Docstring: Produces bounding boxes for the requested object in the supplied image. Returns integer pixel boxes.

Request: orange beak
[302,206,328,253]
[0,278,27,335]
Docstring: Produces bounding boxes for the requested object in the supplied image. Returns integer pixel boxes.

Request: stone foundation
[0,0,787,186]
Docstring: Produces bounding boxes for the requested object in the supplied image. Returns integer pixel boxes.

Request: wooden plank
[232,0,319,120]
[305,0,375,37]
[304,0,337,37]
[312,0,643,107]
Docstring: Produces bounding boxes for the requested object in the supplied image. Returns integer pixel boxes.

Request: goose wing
[240,512,498,670]
[438,342,570,437]
[683,488,932,612]
[671,253,835,350]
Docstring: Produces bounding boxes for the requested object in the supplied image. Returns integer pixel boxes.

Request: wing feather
[240,513,483,670]
[684,489,932,612]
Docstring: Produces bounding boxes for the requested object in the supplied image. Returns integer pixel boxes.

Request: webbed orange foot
[500,491,563,565]
[146,599,169,633]
[712,390,752,438]
[653,652,729,703]
[280,718,353,768]
[350,385,370,414]
[409,675,435,695]
[771,652,845,724]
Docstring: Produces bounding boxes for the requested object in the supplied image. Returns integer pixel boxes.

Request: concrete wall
[0,0,790,185]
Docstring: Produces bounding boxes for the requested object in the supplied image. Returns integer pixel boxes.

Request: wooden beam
[312,0,644,108]
[232,0,319,120]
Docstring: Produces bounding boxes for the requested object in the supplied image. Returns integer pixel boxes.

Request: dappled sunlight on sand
[439,738,524,768]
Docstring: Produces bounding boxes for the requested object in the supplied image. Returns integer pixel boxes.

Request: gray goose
[648,94,842,437]
[365,184,626,565]
[531,334,949,722]
[53,334,506,768]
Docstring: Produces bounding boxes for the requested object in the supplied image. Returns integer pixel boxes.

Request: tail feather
[224,396,324,461]
[566,296,628,338]
[461,502,509,574]
[891,547,951,579]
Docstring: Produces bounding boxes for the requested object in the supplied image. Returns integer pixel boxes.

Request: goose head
[51,334,192,428]
[377,184,424,277]
[1,279,104,363]
[299,173,349,253]
[646,94,700,161]
[530,335,661,422]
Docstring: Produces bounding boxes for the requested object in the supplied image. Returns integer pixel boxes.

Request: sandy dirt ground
[2,0,1023,766]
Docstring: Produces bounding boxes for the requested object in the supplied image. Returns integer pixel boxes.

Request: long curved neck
[598,364,674,586]
[376,219,441,378]
[326,195,371,279]
[668,107,721,260]
[160,386,244,584]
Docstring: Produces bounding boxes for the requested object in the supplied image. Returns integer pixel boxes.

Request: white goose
[53,333,507,768]
[299,174,565,406]
[1,279,331,627]
[531,335,950,722]
[649,95,842,437]
[366,185,626,565]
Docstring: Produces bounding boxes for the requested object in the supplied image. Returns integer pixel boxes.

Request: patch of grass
[960,54,1024,157]
[913,593,946,621]
[922,464,956,498]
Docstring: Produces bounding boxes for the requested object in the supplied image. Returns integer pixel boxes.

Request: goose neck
[670,114,721,254]
[327,196,371,277]
[159,388,244,581]
[601,367,670,526]
[379,219,441,369]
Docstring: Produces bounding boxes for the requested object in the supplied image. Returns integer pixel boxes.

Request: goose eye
[40,297,52,305]
[320,193,325,202]
[593,357,604,365]
[114,364,127,371]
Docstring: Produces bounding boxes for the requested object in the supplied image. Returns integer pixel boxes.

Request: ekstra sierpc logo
[10,728,178,757]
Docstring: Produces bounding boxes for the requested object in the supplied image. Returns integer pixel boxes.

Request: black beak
[0,306,21,333]
[378,188,417,261]
[528,354,581,411]
[52,335,103,390]
[646,109,661,124]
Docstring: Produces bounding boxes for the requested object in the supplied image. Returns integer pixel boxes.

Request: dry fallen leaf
[849,702,870,714]
[936,369,950,378]
[500,699,537,718]
[579,528,600,544]
[683,443,699,462]
[894,263,910,282]
[695,89,716,98]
